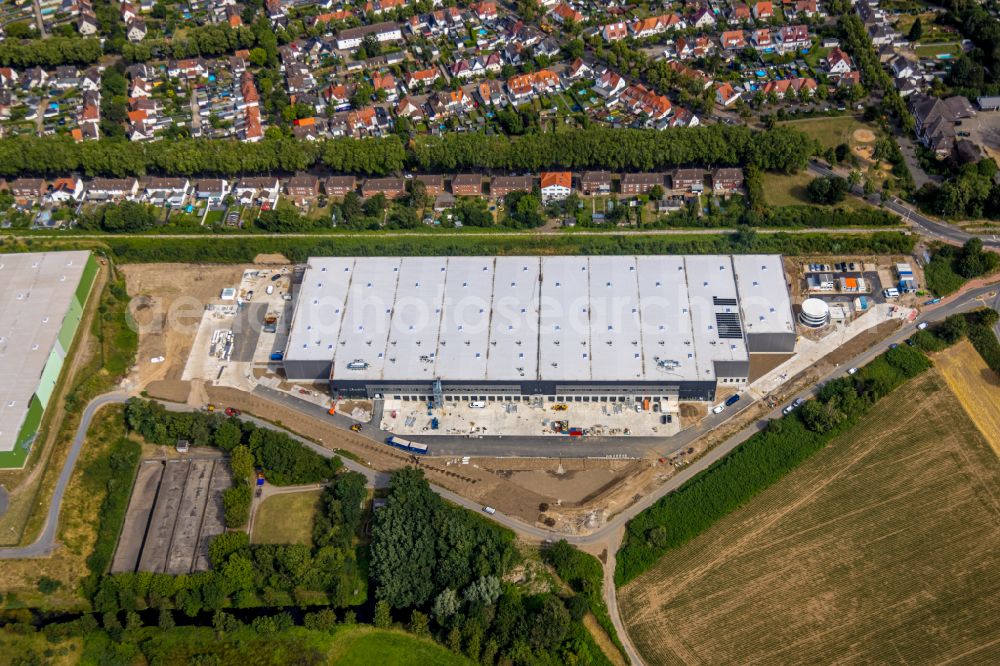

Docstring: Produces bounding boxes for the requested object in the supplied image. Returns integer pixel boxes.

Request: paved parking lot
[381,397,681,438]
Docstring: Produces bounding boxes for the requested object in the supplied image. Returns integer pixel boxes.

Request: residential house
[195,179,228,202]
[285,174,319,204]
[910,94,975,158]
[416,175,445,196]
[712,168,744,193]
[126,18,147,42]
[451,174,483,197]
[721,30,746,50]
[776,25,810,54]
[87,177,139,201]
[476,79,506,107]
[715,82,741,107]
[751,28,772,49]
[234,177,280,205]
[825,47,853,74]
[46,177,84,204]
[600,21,628,42]
[405,68,440,89]
[691,8,716,29]
[142,177,190,207]
[752,1,773,19]
[324,176,357,197]
[620,173,663,196]
[491,175,533,198]
[362,177,406,198]
[551,3,582,24]
[580,171,612,195]
[592,70,626,99]
[566,58,592,80]
[619,84,672,121]
[540,172,572,202]
[671,169,705,193]
[336,22,403,50]
[9,178,45,204]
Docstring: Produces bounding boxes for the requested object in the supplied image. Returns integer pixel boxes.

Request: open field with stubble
[619,370,1000,665]
[935,340,1000,457]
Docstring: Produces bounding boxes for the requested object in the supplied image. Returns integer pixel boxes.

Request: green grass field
[777,115,879,151]
[252,490,322,545]
[620,370,1000,665]
[760,170,866,210]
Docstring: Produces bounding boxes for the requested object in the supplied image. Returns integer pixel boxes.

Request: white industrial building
[282,255,796,402]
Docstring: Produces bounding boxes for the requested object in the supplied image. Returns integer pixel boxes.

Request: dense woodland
[370,468,612,665]
[616,344,933,585]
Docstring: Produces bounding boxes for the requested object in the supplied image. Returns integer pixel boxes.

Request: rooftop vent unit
[346,360,369,370]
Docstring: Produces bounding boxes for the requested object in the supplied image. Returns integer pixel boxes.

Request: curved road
[1,282,996,663]
[807,161,1000,249]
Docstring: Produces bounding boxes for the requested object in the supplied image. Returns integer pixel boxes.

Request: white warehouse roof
[285,255,794,384]
[0,251,91,453]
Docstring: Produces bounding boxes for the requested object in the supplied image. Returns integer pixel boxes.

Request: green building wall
[1,252,100,469]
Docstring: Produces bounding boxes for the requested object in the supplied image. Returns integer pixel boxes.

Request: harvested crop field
[619,370,1000,665]
[935,340,1000,457]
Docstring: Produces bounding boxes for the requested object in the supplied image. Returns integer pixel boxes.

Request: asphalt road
[0,392,129,559]
[807,161,1000,249]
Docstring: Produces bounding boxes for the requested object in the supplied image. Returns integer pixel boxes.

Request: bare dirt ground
[122,264,244,391]
[620,371,1000,666]
[934,340,1000,457]
[253,253,290,264]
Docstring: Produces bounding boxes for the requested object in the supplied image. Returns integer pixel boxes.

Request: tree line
[123,399,341,485]
[909,308,1000,375]
[0,36,102,67]
[616,344,933,586]
[0,125,813,178]
[838,14,916,134]
[411,125,816,173]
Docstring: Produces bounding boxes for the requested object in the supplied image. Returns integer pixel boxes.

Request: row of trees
[370,469,609,664]
[0,135,406,178]
[839,14,916,134]
[910,308,1000,374]
[616,344,933,585]
[411,125,816,173]
[0,36,102,67]
[123,399,341,485]
[0,126,813,178]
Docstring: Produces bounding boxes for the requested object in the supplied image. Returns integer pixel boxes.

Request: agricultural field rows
[620,370,1000,665]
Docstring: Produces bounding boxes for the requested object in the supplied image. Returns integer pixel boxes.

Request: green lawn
[252,489,322,545]
[328,628,474,665]
[914,43,962,58]
[777,115,879,151]
[203,209,225,225]
[761,170,866,210]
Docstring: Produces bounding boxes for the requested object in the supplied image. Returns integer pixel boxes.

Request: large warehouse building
[283,255,795,403]
[0,251,99,468]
